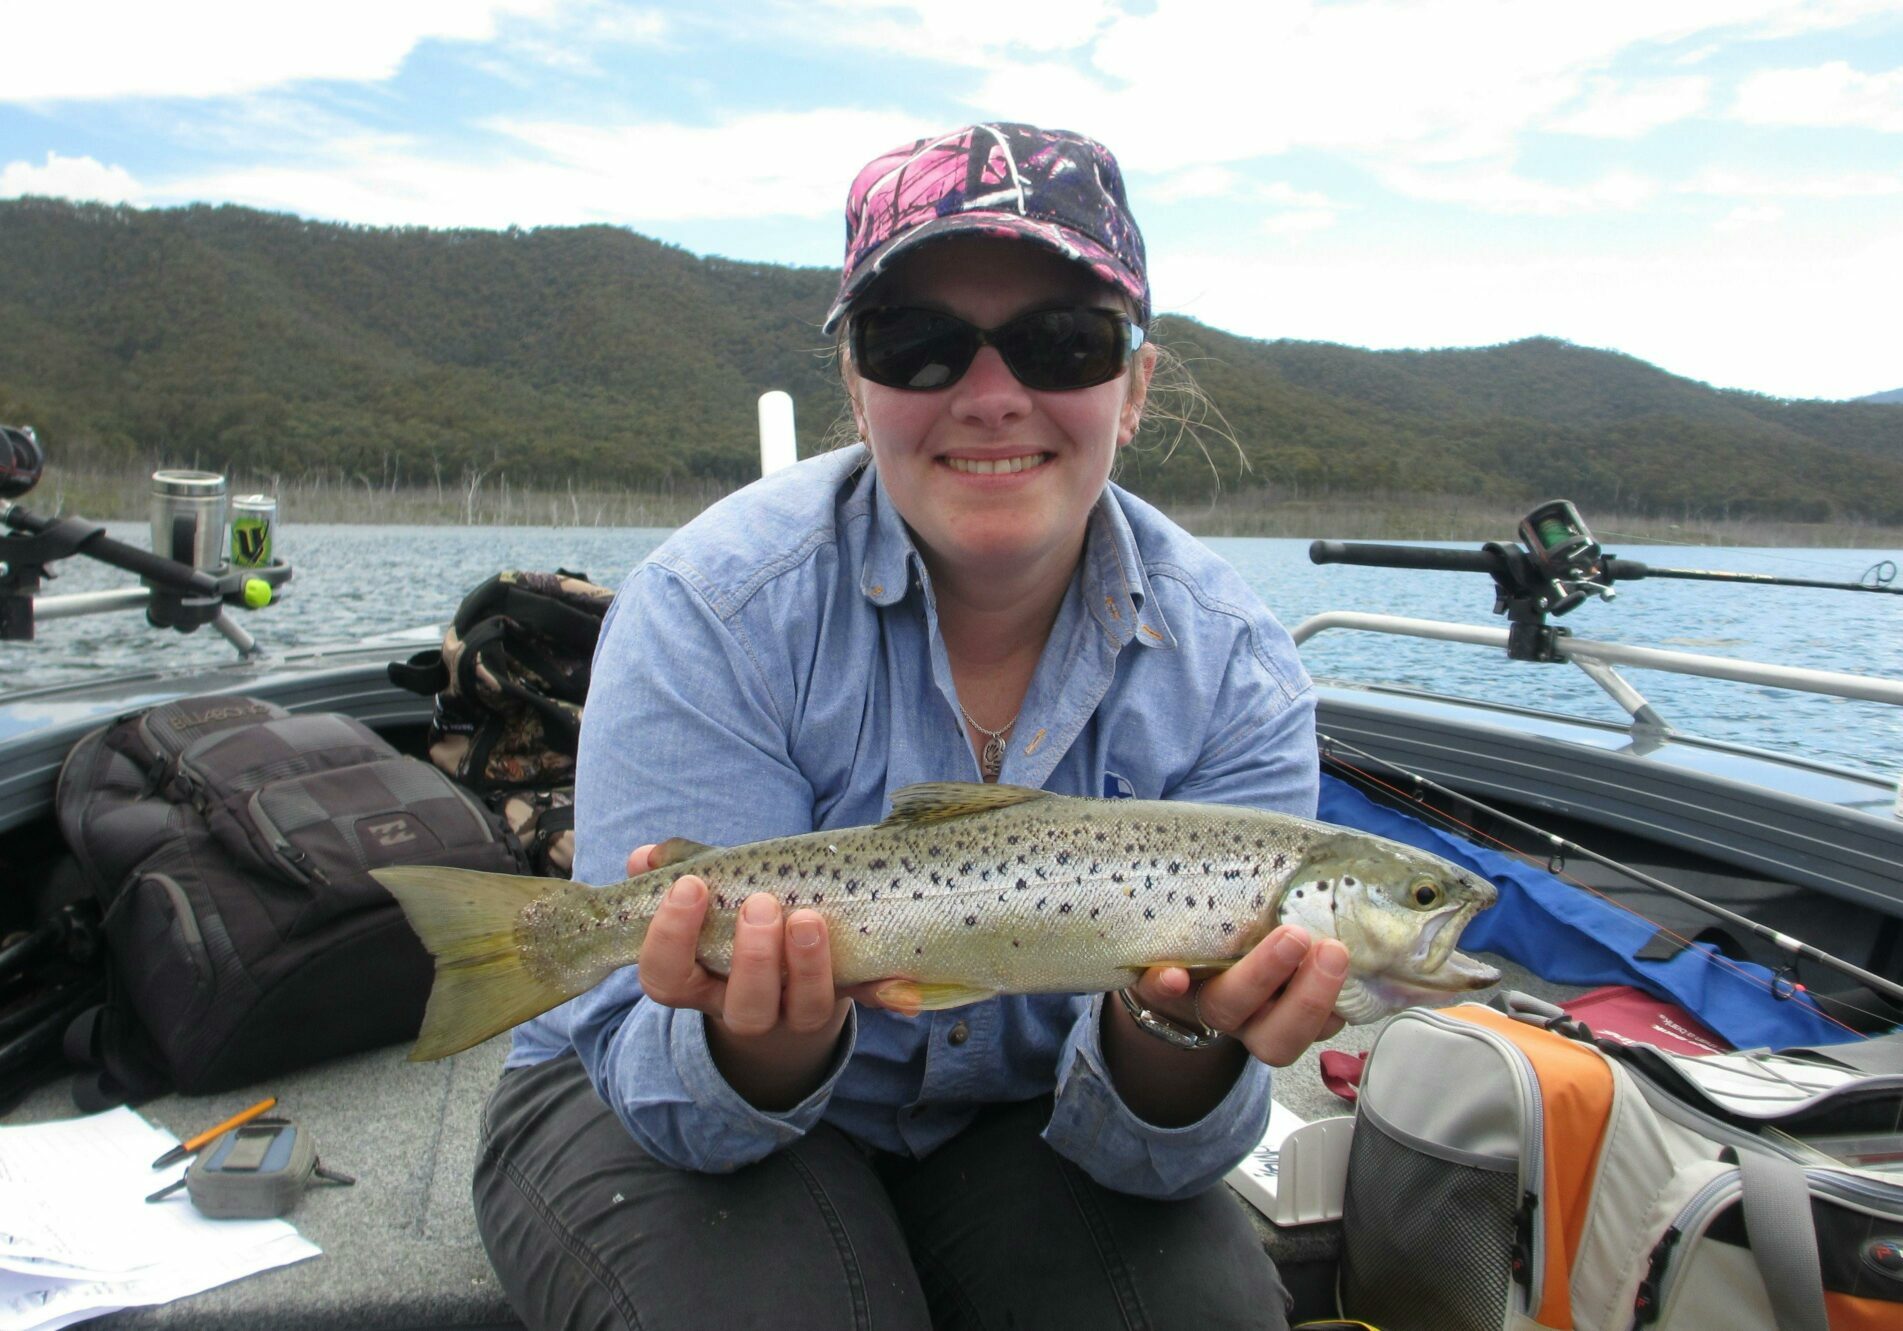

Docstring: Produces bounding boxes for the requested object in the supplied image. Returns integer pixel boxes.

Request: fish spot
[1036,897,1047,910]
[1059,902,1072,914]
[1343,875,1358,888]
[1013,939,1021,948]
[813,893,824,904]
[1016,878,1029,891]
[1167,891,1176,903]
[869,858,888,870]
[1293,889,1304,899]
[1274,854,1287,869]
[846,883,858,895]
[1254,894,1265,909]
[1143,907,1155,920]
[859,925,870,935]
[1222,922,1236,935]
[1090,907,1100,919]
[931,871,942,885]
[778,865,793,879]
[964,915,977,927]
[912,889,923,900]
[915,946,923,956]
[1168,861,1181,874]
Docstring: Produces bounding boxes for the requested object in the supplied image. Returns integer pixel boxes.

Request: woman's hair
[821,313,1246,489]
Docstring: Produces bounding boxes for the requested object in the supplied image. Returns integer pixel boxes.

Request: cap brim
[822,211,1149,334]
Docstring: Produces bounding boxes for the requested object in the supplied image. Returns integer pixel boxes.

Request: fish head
[1278,832,1502,1022]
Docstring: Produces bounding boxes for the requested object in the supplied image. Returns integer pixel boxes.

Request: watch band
[1115,987,1225,1050]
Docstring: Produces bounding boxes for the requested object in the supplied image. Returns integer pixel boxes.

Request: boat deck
[7,960,1579,1329]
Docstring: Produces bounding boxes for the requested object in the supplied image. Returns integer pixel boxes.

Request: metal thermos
[150,470,229,573]
[230,494,277,568]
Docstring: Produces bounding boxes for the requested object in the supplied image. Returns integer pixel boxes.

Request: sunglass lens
[995,309,1126,390]
[856,309,977,390]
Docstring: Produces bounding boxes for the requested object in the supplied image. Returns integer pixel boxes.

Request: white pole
[758,391,797,477]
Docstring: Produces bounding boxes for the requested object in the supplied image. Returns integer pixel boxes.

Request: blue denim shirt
[507,446,1318,1200]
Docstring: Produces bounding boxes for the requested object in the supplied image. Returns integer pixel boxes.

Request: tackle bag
[54,694,527,1103]
[387,570,612,879]
[387,569,613,796]
[1336,993,1903,1331]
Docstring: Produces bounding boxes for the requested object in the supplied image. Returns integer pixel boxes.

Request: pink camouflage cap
[822,122,1150,334]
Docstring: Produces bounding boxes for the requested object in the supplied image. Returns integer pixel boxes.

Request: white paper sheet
[0,1109,320,1331]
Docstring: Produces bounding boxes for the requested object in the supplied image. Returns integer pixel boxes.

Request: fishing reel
[0,425,44,500]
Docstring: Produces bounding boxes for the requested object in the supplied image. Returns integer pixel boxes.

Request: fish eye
[1410,879,1444,909]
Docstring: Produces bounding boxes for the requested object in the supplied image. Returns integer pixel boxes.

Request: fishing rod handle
[3,504,221,596]
[1308,540,1505,574]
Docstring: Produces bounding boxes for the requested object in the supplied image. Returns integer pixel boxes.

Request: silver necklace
[958,703,1019,781]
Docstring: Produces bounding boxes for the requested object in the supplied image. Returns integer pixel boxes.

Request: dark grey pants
[473,1054,1290,1331]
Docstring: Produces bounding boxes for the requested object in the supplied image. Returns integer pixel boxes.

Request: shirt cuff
[1043,992,1273,1201]
[663,1003,861,1165]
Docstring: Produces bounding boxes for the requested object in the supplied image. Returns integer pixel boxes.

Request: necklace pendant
[980,734,1006,781]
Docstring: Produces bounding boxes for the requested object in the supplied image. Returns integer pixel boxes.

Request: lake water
[4,521,1899,781]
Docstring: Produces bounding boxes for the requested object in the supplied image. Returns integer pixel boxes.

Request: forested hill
[3,198,1899,523]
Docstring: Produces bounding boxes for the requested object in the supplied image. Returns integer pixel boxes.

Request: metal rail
[1289,611,1903,727]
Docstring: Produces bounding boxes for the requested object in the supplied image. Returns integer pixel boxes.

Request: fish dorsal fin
[650,837,716,869]
[880,782,1054,828]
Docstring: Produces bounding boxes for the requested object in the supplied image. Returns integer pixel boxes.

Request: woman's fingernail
[1317,941,1350,978]
[1272,929,1310,966]
[669,878,704,907]
[789,918,822,948]
[742,895,777,925]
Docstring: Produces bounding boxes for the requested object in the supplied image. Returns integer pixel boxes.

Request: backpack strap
[387,647,449,697]
[1736,1148,1828,1331]
[64,995,171,1110]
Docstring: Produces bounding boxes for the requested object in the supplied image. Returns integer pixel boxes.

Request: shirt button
[947,1021,969,1046]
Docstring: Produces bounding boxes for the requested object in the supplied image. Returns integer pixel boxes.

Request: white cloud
[1147,166,1246,202]
[795,0,1121,66]
[1547,76,1711,138]
[0,152,143,203]
[0,0,567,102]
[1374,165,1659,214]
[153,109,923,228]
[1681,167,1903,198]
[1732,61,1903,132]
[1714,203,1785,230]
[1152,227,1900,399]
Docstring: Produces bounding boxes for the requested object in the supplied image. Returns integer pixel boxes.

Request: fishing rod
[1600,555,1903,596]
[1319,734,1903,1018]
[1311,498,1901,665]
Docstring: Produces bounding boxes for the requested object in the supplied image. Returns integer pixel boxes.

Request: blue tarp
[1317,774,1851,1051]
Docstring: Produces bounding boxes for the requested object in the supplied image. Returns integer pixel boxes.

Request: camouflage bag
[389,570,614,808]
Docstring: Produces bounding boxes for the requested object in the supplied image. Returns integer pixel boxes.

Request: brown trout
[373,782,1501,1059]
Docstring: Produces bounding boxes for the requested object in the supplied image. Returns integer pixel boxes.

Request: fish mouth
[1400,902,1501,992]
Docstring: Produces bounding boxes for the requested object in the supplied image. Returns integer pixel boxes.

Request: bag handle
[1736,1148,1828,1331]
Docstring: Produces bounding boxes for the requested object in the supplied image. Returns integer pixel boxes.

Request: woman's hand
[1102,924,1347,1126]
[1133,924,1348,1067]
[625,844,881,1111]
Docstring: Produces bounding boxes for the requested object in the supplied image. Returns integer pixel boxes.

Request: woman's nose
[949,345,1032,427]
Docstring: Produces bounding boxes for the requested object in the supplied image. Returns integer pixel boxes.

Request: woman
[474,122,1347,1331]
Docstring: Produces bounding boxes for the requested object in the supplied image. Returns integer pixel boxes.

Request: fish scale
[375,781,1502,1060]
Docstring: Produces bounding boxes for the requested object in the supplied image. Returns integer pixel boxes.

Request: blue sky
[4,1,1900,401]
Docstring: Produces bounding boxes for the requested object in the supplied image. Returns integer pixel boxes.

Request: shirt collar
[855,455,1175,651]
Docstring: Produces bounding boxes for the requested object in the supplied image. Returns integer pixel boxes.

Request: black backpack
[54,695,527,1106]
[389,569,614,877]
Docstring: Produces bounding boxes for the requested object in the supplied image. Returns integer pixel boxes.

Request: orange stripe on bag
[1824,1290,1903,1331]
[1448,1006,1616,1330]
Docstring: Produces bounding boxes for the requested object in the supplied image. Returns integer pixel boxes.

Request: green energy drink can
[231,494,277,568]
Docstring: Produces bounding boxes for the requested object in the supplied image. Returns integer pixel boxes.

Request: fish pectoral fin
[1133,958,1240,980]
[650,837,715,869]
[880,782,1054,828]
[873,979,998,1015]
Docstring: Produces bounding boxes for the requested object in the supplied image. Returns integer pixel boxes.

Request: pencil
[150,1096,279,1169]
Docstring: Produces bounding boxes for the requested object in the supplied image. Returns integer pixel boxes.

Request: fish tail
[373,865,578,1061]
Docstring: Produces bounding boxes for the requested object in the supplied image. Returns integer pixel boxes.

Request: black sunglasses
[851,305,1146,392]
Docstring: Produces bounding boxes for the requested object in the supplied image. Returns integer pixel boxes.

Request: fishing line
[1318,736,1891,1035]
[1595,530,1902,585]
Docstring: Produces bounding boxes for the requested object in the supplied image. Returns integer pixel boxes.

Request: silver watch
[1114,987,1225,1050]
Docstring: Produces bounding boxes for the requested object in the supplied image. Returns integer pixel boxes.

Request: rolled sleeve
[568,976,859,1172]
[557,561,833,1172]
[1042,994,1273,1201]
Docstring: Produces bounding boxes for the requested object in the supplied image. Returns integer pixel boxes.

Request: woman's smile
[940,452,1053,477]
